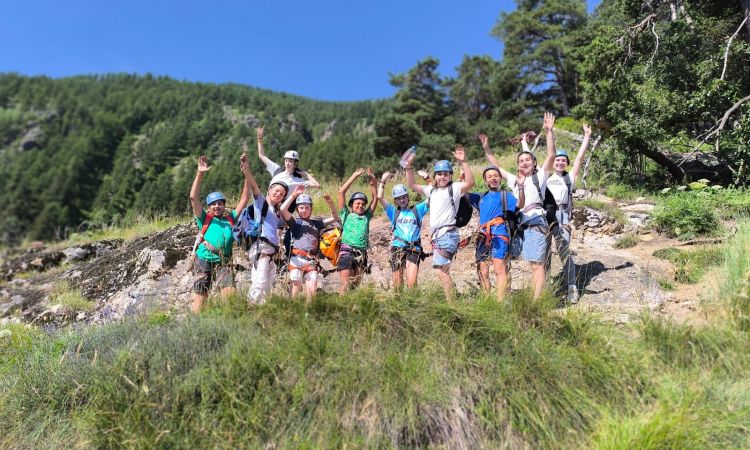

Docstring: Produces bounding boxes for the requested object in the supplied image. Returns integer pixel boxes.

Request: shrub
[652,193,719,238]
[653,246,724,284]
[614,234,639,249]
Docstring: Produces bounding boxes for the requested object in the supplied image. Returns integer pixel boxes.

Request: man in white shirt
[406,146,474,302]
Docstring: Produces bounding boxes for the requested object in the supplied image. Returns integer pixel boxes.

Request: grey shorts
[192,256,233,294]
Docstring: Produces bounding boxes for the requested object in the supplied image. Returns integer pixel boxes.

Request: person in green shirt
[189,153,253,313]
[337,167,378,295]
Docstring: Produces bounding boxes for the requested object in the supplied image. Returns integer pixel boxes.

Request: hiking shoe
[567,285,579,304]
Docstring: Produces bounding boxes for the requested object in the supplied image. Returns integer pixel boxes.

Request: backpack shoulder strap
[392,207,402,231]
[200,213,215,237]
[412,206,421,228]
[501,190,507,217]
[449,182,456,216]
[272,166,284,177]
[531,172,543,200]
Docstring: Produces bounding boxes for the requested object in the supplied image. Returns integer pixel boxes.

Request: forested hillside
[1,0,748,244]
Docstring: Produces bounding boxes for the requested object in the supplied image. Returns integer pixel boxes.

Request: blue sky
[1,0,600,101]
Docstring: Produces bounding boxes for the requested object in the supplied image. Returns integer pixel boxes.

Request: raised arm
[300,169,321,188]
[454,145,474,194]
[479,133,514,180]
[570,123,592,180]
[542,112,556,174]
[280,185,304,222]
[377,171,392,209]
[255,127,273,167]
[189,155,210,217]
[367,168,378,213]
[234,153,252,214]
[323,193,339,224]
[338,168,365,210]
[405,162,425,196]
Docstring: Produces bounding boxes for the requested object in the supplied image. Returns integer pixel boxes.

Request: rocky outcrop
[571,207,624,235]
[19,124,44,151]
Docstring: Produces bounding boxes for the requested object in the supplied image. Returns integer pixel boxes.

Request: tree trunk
[635,144,687,181]
[743,0,750,36]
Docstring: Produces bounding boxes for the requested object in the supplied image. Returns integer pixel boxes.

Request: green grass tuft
[614,234,639,249]
[653,246,724,284]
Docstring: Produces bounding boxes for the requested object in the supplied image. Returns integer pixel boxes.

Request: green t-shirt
[195,210,238,263]
[339,207,372,250]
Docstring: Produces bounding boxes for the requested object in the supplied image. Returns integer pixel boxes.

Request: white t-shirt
[423,182,466,236]
[252,195,282,248]
[546,171,576,206]
[506,170,547,218]
[266,160,308,197]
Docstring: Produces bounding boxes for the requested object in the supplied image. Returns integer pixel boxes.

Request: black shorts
[192,256,233,294]
[337,245,367,272]
[389,246,421,271]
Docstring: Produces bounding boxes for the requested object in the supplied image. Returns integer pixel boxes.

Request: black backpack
[427,183,472,228]
[531,172,572,226]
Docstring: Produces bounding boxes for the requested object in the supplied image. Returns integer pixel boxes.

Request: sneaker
[567,285,579,304]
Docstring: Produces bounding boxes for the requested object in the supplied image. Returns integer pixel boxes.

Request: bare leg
[530,262,546,299]
[476,261,491,292]
[435,264,455,302]
[191,293,207,314]
[392,268,403,292]
[492,258,510,301]
[304,277,317,303]
[405,260,419,288]
[338,269,350,295]
[290,280,303,298]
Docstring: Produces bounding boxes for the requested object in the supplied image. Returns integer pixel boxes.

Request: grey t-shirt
[288,217,325,253]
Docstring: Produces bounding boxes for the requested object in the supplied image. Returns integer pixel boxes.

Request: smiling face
[517,153,536,176]
[284,158,298,173]
[297,203,312,219]
[553,156,569,172]
[351,199,367,214]
[394,195,409,208]
[267,184,287,205]
[208,200,226,216]
[484,169,501,190]
[434,171,452,188]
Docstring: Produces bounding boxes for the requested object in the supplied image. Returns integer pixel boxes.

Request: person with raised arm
[544,122,593,304]
[254,127,321,193]
[378,171,429,291]
[479,112,556,299]
[278,185,339,303]
[189,153,252,313]
[336,167,378,294]
[406,146,474,302]
[469,135,525,301]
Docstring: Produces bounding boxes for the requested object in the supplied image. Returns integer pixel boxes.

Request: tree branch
[721,13,750,81]
[681,94,750,163]
[582,134,602,190]
[649,22,660,67]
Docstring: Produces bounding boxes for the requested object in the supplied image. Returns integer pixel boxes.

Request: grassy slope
[3,216,750,449]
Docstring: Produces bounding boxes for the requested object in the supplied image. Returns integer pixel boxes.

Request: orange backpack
[318,226,341,266]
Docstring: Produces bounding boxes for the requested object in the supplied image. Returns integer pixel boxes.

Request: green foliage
[50,282,94,312]
[652,192,719,238]
[0,74,389,244]
[605,183,642,201]
[578,198,627,224]
[722,220,750,331]
[614,234,638,249]
[653,246,724,284]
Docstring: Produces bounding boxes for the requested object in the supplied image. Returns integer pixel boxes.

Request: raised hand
[323,193,334,204]
[478,133,489,150]
[240,152,248,173]
[353,167,366,178]
[416,170,429,180]
[256,127,264,142]
[366,168,377,186]
[381,171,393,183]
[292,184,305,197]
[582,123,592,136]
[516,173,526,186]
[197,155,211,174]
[543,112,555,132]
[454,145,466,163]
[242,139,249,154]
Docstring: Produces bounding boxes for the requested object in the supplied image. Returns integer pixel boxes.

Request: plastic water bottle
[399,145,417,168]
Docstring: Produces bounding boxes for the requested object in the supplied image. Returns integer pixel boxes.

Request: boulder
[19,125,44,151]
[571,207,624,235]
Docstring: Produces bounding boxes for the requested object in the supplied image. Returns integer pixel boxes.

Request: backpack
[272,166,304,179]
[232,199,270,251]
[531,172,572,226]
[318,225,341,266]
[428,183,473,228]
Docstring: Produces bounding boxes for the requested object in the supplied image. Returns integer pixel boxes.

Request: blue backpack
[232,199,270,251]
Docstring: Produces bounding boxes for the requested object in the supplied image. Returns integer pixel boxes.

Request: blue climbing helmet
[205,191,226,205]
[433,160,453,173]
[555,149,570,163]
[392,184,408,199]
[348,191,368,207]
[296,193,313,205]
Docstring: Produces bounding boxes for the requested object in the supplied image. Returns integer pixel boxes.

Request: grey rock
[19,125,44,151]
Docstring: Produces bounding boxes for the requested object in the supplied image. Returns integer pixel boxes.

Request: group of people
[188,114,593,313]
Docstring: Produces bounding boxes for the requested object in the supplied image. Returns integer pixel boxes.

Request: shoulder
[423,185,434,197]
